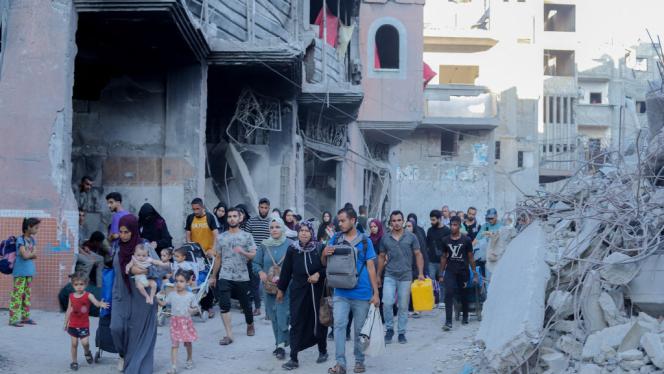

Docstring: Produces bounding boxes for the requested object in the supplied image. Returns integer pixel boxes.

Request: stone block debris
[472,80,664,372]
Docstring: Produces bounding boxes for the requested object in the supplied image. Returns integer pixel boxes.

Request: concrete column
[339,122,366,208]
[0,1,78,310]
[164,63,207,245]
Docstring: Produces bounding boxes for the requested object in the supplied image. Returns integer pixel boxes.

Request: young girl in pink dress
[158,269,198,373]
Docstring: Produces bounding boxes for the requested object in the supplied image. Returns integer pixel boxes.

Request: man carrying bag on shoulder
[322,207,380,374]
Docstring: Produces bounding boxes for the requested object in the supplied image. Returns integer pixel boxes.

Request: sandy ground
[0,306,478,374]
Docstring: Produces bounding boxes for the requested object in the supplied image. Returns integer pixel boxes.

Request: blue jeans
[333,295,370,368]
[381,277,411,334]
[264,290,290,347]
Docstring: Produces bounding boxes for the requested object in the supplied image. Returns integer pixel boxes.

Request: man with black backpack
[322,207,380,374]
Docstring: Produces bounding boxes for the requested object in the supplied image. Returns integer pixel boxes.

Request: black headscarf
[214,202,228,232]
[138,203,172,251]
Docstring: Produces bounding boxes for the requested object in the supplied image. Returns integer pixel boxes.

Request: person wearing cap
[475,208,503,276]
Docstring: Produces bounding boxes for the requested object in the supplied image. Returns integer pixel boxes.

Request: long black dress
[277,243,328,362]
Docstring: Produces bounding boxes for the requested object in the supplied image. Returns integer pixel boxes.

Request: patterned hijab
[293,220,318,253]
[262,217,287,247]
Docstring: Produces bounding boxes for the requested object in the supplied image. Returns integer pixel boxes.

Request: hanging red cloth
[314,6,339,47]
[423,62,437,87]
[374,44,381,69]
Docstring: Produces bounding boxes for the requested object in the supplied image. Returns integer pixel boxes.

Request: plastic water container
[411,278,434,311]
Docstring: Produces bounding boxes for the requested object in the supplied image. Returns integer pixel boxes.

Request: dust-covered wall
[391,128,494,228]
[73,65,207,244]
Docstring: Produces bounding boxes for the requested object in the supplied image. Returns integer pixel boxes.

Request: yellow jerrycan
[411,278,434,312]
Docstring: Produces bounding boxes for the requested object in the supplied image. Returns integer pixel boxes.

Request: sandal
[354,362,366,373]
[21,319,36,325]
[85,350,93,364]
[70,362,79,371]
[328,364,347,374]
[166,365,177,374]
[219,336,233,346]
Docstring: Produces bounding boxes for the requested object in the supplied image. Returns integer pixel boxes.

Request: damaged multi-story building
[0,0,388,310]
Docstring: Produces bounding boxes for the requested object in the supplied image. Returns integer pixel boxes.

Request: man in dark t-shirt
[439,216,478,330]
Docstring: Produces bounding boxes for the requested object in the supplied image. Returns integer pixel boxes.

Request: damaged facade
[473,46,664,372]
[420,0,540,219]
[0,0,377,310]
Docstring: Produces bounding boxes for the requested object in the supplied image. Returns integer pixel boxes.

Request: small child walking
[9,217,40,327]
[64,271,109,371]
[159,269,198,374]
[125,243,170,304]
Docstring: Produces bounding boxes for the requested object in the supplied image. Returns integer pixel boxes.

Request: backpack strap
[357,236,369,278]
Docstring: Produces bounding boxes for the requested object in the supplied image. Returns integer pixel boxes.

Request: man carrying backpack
[322,207,380,374]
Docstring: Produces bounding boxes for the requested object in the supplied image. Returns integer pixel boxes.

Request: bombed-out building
[0,0,375,310]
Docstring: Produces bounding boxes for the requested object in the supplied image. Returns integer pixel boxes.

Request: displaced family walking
[1,186,513,373]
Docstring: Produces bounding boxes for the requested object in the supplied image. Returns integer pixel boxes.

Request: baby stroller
[455,265,487,322]
[158,242,216,326]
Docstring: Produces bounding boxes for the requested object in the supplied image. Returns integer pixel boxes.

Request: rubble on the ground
[473,84,664,373]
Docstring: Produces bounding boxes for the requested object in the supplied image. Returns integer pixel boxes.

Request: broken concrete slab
[618,349,644,361]
[556,334,583,359]
[476,223,551,372]
[628,252,664,318]
[641,333,664,369]
[548,290,574,318]
[582,322,634,360]
[619,316,657,352]
[600,252,640,285]
[541,351,569,373]
[581,271,609,333]
[578,363,602,374]
[600,291,627,326]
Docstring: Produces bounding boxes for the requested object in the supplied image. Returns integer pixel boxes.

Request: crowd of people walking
[5,176,520,373]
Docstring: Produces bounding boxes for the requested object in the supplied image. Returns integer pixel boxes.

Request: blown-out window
[374,25,399,70]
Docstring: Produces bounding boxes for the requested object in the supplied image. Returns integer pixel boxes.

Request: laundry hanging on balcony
[337,21,355,60]
[314,5,339,47]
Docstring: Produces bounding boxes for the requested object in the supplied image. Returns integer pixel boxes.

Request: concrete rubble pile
[474,91,664,373]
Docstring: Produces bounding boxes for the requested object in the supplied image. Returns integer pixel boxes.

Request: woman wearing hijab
[277,221,328,370]
[282,209,298,239]
[110,214,159,374]
[370,218,388,323]
[317,211,335,245]
[253,217,291,360]
[213,202,228,232]
[137,203,173,257]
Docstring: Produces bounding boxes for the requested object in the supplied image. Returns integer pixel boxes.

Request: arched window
[375,25,399,70]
